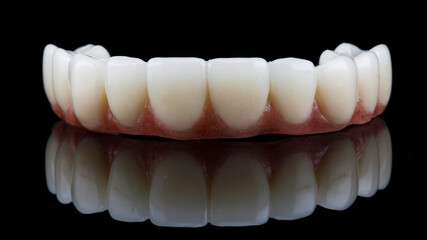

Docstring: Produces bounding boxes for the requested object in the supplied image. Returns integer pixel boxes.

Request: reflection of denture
[43,43,392,139]
[45,118,392,227]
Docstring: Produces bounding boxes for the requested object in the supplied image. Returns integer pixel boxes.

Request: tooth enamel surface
[74,44,94,53]
[354,52,380,113]
[52,48,73,112]
[209,152,269,226]
[370,44,392,106]
[149,152,207,227]
[270,58,317,123]
[316,56,358,124]
[208,58,269,130]
[105,57,147,126]
[335,43,363,57]
[107,150,149,222]
[316,139,358,210]
[55,141,74,204]
[270,153,317,220]
[357,136,380,198]
[72,137,109,214]
[45,132,60,194]
[83,45,110,60]
[147,58,207,131]
[70,54,108,129]
[319,50,340,65]
[43,44,58,105]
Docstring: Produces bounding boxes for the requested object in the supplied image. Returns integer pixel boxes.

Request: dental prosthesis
[43,43,392,139]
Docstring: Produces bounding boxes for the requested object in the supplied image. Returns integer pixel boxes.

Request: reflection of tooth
[316,139,358,210]
[52,48,73,112]
[270,153,316,220]
[208,58,269,130]
[377,125,392,190]
[55,141,74,204]
[147,58,207,131]
[354,52,379,113]
[357,136,380,198]
[72,137,109,214]
[371,44,392,106]
[107,150,149,222]
[45,132,60,194]
[149,152,207,227]
[42,44,58,106]
[334,43,363,57]
[269,58,317,123]
[319,50,340,65]
[316,56,358,124]
[210,152,269,226]
[70,54,108,129]
[105,57,147,126]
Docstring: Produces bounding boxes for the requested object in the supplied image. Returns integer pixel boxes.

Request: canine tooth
[52,48,73,112]
[319,50,339,65]
[55,141,74,204]
[357,136,380,198]
[70,54,108,129]
[316,139,358,210]
[105,57,147,126]
[83,45,110,60]
[370,44,392,106]
[42,44,58,105]
[149,152,207,227]
[107,150,149,222]
[354,52,380,113]
[270,153,316,220]
[208,58,269,130]
[334,43,363,57]
[316,56,358,124]
[270,58,317,123]
[147,58,207,131]
[209,152,269,226]
[45,131,60,194]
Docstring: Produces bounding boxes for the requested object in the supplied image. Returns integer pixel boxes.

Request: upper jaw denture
[43,42,392,140]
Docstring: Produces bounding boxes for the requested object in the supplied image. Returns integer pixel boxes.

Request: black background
[5,3,425,237]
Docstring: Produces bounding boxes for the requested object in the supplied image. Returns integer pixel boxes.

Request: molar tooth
[335,43,363,57]
[208,58,269,130]
[354,51,379,113]
[70,54,108,129]
[370,44,392,106]
[147,58,207,131]
[316,56,358,124]
[52,48,73,112]
[42,44,58,106]
[270,58,317,123]
[105,57,147,126]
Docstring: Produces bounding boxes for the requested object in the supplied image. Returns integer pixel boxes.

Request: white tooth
[45,131,60,194]
[107,150,149,222]
[105,57,147,126]
[316,56,358,124]
[52,48,73,112]
[72,137,109,214]
[370,44,392,106]
[70,54,108,129]
[43,44,58,106]
[316,139,358,211]
[335,43,363,57]
[83,45,110,60]
[377,124,392,190]
[354,52,380,113]
[208,58,269,130]
[74,44,94,53]
[270,153,316,220]
[270,58,317,123]
[357,136,380,198]
[209,152,269,227]
[55,141,74,204]
[319,50,340,65]
[149,152,207,227]
[147,58,207,131]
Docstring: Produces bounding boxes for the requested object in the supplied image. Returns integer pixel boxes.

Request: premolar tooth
[147,58,207,131]
[335,43,363,57]
[52,48,73,112]
[357,136,380,198]
[105,57,147,126]
[354,51,379,113]
[42,44,58,106]
[370,44,392,106]
[70,54,108,129]
[319,50,340,65]
[316,56,358,124]
[55,141,74,204]
[208,58,269,130]
[270,58,317,123]
[83,45,110,60]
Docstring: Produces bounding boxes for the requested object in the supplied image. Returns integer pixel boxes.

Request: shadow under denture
[45,117,392,227]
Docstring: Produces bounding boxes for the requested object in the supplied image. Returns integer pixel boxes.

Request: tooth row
[46,118,392,226]
[43,43,391,132]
